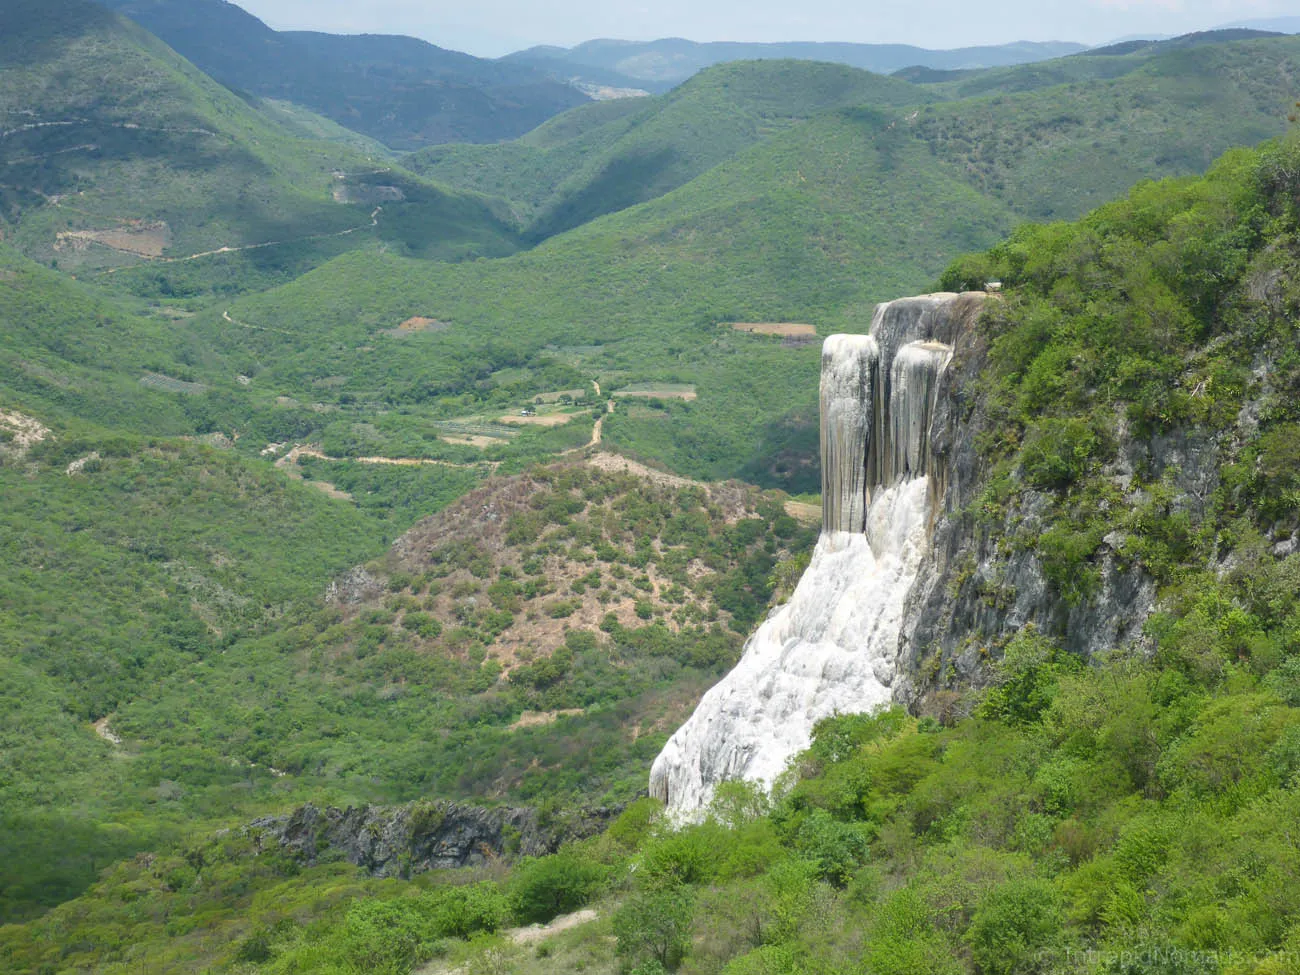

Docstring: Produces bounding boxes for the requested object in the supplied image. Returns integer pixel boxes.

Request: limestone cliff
[893,297,1160,708]
[649,284,1210,813]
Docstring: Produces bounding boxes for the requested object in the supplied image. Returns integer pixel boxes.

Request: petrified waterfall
[649,293,978,815]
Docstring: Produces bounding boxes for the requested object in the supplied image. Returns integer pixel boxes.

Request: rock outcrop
[651,287,1185,813]
[243,800,618,877]
[892,301,1162,705]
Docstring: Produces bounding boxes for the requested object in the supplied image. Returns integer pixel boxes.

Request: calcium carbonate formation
[649,293,980,815]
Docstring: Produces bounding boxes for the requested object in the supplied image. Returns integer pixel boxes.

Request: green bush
[1020,418,1108,491]
[614,885,695,972]
[979,628,1081,725]
[508,852,607,924]
[965,877,1062,975]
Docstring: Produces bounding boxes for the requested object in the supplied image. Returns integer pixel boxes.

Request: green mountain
[413,31,1300,245]
[505,37,1088,93]
[95,0,591,149]
[407,60,930,241]
[0,0,518,291]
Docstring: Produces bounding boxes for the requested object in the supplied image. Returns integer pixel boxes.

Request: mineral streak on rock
[820,333,878,534]
[886,341,953,486]
[650,293,983,816]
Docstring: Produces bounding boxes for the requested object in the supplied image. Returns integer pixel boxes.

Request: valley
[2,1,1300,972]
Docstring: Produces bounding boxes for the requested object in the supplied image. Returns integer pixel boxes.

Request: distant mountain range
[93,0,591,149]
[92,0,1101,145]
[504,38,1088,93]
[1086,28,1286,58]
[1217,16,1300,34]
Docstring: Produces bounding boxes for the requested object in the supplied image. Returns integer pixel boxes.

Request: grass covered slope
[0,453,812,932]
[413,32,1300,246]
[0,0,517,289]
[0,244,214,433]
[912,33,1300,220]
[0,421,393,920]
[107,464,813,810]
[407,60,931,241]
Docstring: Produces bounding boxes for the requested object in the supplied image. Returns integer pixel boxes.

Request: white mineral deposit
[650,293,980,815]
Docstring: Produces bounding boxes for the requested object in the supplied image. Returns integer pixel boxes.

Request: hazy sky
[235,0,1296,58]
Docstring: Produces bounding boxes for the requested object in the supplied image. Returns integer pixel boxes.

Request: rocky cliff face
[893,301,1161,708]
[650,287,1211,812]
[242,800,618,877]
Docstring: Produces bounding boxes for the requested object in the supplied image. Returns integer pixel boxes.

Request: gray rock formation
[893,298,1161,705]
[243,800,618,877]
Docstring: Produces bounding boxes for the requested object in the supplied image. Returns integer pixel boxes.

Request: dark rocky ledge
[241,799,621,877]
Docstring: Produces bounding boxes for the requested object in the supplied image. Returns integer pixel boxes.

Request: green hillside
[0,244,216,433]
[212,105,1014,493]
[0,421,393,921]
[414,34,1300,248]
[0,423,809,923]
[912,34,1300,219]
[0,0,518,293]
[406,60,931,240]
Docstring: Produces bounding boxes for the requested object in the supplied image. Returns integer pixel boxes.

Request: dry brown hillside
[326,460,815,671]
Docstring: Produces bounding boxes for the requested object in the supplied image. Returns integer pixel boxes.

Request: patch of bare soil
[56,221,171,258]
[274,445,329,473]
[533,389,588,404]
[727,322,817,337]
[355,456,483,469]
[498,412,574,427]
[441,435,502,448]
[0,408,51,455]
[509,708,585,731]
[333,183,405,205]
[306,480,353,501]
[275,444,490,479]
[414,907,601,974]
[93,717,122,746]
[784,500,822,524]
[65,452,100,476]
[612,385,697,401]
[583,452,699,490]
[396,316,446,332]
[510,907,599,945]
